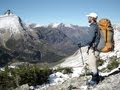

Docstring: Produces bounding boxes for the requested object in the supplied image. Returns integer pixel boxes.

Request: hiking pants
[87,48,100,74]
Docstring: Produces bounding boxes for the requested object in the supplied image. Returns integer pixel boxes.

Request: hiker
[78,12,114,86]
[86,12,101,86]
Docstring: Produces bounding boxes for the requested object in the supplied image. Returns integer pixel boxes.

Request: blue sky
[0,0,119,26]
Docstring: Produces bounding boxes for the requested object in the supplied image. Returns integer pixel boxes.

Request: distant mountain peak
[4,10,13,16]
[0,10,26,41]
[47,23,75,29]
[48,23,62,28]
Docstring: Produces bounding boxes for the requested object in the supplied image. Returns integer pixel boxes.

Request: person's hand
[93,43,97,48]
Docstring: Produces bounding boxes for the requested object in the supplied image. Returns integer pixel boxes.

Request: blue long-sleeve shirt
[89,22,100,48]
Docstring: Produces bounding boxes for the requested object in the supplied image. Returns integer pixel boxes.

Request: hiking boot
[87,72,102,86]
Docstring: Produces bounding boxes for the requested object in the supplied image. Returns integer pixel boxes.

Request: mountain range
[0,10,120,67]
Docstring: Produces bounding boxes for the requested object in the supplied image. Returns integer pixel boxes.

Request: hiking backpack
[97,18,114,52]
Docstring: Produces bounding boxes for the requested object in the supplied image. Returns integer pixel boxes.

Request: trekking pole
[78,43,87,80]
[78,43,84,65]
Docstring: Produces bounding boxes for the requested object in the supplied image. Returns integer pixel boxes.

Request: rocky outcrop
[38,72,120,90]
[14,84,29,90]
[94,72,120,90]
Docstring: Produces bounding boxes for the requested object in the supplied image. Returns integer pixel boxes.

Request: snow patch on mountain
[47,23,76,29]
[48,72,69,85]
[34,24,42,28]
[0,14,24,34]
[48,23,61,28]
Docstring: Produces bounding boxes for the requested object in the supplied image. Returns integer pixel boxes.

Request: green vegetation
[0,64,52,90]
[107,56,120,71]
[0,68,16,90]
[0,63,73,90]
[100,56,120,72]
[97,59,104,66]
[53,67,73,74]
[0,55,119,90]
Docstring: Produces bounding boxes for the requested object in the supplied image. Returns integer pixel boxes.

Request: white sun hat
[86,12,98,18]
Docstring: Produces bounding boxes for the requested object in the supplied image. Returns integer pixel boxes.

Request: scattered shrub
[0,64,52,90]
[54,67,73,74]
[97,59,104,66]
[0,70,16,90]
[107,57,119,71]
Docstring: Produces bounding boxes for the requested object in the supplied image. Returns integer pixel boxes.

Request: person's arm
[94,27,100,48]
[89,24,100,48]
